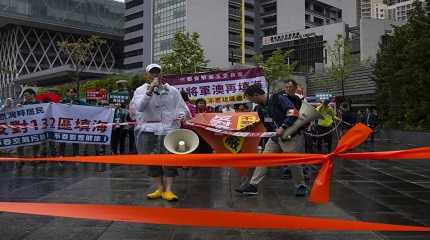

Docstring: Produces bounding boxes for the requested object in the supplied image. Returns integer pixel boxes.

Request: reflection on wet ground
[0,142,429,239]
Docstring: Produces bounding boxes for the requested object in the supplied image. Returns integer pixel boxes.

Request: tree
[327,34,354,97]
[57,35,106,99]
[374,0,430,130]
[253,49,297,94]
[160,32,209,75]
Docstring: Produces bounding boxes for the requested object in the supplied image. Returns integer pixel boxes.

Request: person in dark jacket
[365,107,378,142]
[58,88,84,157]
[235,81,307,197]
[16,88,40,169]
[111,103,128,154]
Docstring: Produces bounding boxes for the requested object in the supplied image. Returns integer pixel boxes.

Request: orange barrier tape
[338,147,430,160]
[2,124,430,204]
[0,202,429,232]
[0,153,325,167]
[1,124,429,231]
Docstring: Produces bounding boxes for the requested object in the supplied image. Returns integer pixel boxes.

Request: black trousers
[128,127,136,153]
[59,143,79,156]
[316,125,333,153]
[111,128,127,154]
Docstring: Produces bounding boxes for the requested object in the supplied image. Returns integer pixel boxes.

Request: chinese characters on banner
[109,92,130,104]
[86,89,108,102]
[189,112,262,154]
[163,68,267,106]
[0,104,114,149]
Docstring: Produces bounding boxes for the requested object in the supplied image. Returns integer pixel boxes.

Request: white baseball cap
[116,79,128,84]
[146,63,161,73]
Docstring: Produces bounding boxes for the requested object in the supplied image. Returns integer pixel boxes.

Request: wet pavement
[0,141,430,240]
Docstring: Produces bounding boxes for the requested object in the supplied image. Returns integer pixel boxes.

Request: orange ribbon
[0,202,429,231]
[2,124,430,204]
[1,123,430,231]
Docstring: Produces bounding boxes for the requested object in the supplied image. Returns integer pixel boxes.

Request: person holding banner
[180,91,196,117]
[0,98,14,112]
[16,89,41,169]
[59,88,85,158]
[236,81,307,197]
[111,103,128,154]
[130,63,190,202]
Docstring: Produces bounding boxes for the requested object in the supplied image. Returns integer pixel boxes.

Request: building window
[125,62,144,69]
[124,49,144,58]
[152,0,186,62]
[160,39,172,51]
[125,11,143,21]
[314,17,324,26]
[126,0,143,9]
[124,36,143,46]
[125,24,143,33]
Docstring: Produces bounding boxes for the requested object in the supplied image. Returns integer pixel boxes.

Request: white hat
[146,63,161,73]
[116,79,128,84]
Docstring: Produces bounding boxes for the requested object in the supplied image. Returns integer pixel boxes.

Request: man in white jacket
[129,63,190,201]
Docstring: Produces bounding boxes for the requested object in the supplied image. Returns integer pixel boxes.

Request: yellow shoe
[147,189,163,199]
[162,191,179,201]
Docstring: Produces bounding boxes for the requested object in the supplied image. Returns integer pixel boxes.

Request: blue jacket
[268,92,302,129]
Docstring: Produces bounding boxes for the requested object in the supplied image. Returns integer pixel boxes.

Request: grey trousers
[135,131,178,177]
[250,134,305,187]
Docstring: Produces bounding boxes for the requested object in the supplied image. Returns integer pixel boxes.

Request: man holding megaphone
[129,63,190,202]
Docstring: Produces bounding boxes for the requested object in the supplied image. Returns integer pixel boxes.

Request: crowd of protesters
[0,81,254,162]
[0,63,380,201]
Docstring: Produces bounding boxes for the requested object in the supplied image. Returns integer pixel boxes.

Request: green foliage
[252,49,297,94]
[54,74,147,98]
[327,34,354,96]
[81,74,148,92]
[374,0,430,130]
[160,32,209,74]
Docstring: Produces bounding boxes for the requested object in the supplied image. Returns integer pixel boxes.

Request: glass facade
[152,0,186,62]
[0,0,124,35]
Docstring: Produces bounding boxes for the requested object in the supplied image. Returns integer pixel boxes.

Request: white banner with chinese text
[0,104,114,149]
[163,68,267,106]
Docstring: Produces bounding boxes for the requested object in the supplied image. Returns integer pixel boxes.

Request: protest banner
[189,112,265,176]
[86,89,108,101]
[0,104,48,149]
[0,104,114,149]
[163,68,267,106]
[109,91,130,104]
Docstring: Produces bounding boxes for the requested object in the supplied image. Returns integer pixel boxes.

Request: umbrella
[36,92,62,103]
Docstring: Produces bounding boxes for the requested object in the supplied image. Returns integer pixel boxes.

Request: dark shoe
[295,185,308,197]
[235,184,258,195]
[280,168,291,180]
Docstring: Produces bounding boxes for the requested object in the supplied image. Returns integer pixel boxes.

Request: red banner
[86,89,108,101]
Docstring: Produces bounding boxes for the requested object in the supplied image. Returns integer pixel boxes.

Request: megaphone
[281,101,322,141]
[164,129,200,154]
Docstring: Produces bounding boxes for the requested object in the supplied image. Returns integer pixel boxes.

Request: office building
[0,0,125,98]
[124,0,361,73]
[359,0,425,22]
[124,0,258,72]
